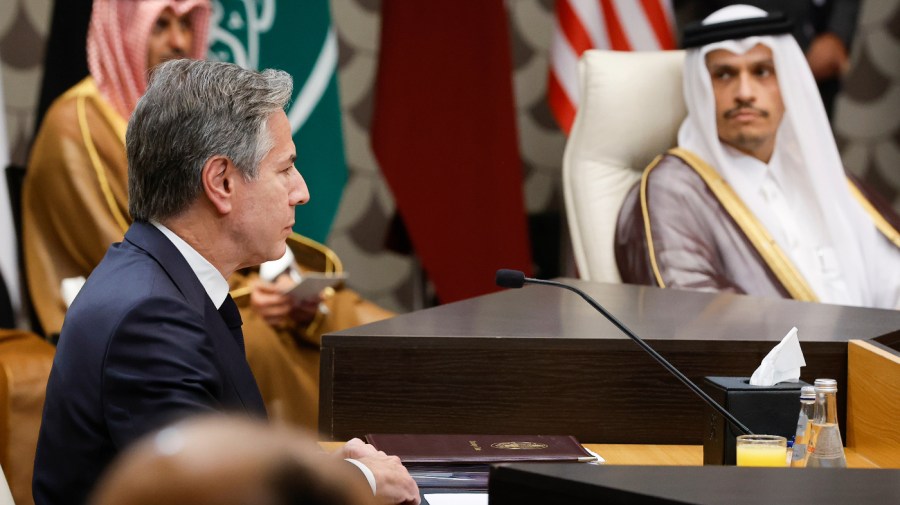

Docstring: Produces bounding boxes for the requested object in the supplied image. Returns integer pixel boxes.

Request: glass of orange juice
[736,435,787,467]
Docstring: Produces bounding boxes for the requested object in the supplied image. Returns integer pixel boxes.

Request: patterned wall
[328,0,566,313]
[326,0,418,313]
[833,0,900,209]
[0,0,567,315]
[3,0,897,316]
[0,0,51,166]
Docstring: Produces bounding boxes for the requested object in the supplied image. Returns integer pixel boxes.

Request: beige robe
[616,148,900,303]
[23,77,391,429]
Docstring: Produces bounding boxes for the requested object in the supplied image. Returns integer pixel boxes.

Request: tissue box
[701,376,810,465]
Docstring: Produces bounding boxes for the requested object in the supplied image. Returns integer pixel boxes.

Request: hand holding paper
[749,327,806,386]
[258,246,345,301]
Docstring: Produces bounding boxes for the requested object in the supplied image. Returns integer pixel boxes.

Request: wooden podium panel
[847,340,900,467]
[319,281,900,443]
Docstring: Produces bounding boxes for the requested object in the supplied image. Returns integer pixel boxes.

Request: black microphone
[495,269,753,436]
[495,269,526,289]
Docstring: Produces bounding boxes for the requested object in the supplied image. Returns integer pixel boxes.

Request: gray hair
[127,59,293,222]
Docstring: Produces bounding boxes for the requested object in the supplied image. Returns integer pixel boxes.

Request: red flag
[550,0,676,133]
[372,2,532,303]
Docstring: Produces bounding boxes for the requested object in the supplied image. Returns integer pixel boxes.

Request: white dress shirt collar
[151,221,230,308]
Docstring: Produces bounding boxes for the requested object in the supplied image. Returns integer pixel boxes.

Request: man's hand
[806,32,849,81]
[338,439,420,505]
[336,437,382,459]
[249,273,320,328]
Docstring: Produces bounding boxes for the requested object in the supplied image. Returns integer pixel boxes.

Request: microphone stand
[504,273,753,436]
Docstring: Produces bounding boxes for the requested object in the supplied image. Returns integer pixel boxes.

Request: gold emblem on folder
[491,441,548,450]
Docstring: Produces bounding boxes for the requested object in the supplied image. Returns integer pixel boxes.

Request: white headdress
[679,4,897,307]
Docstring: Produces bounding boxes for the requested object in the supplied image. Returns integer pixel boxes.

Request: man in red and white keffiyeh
[87,0,211,118]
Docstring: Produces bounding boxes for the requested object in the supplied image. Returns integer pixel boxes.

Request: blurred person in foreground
[616,4,900,308]
[33,58,418,505]
[23,0,391,430]
[91,415,379,505]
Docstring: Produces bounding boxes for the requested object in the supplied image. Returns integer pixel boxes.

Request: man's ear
[201,155,237,215]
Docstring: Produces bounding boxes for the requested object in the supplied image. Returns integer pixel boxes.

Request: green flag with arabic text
[209,0,347,243]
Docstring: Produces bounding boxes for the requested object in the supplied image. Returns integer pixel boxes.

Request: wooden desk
[321,442,879,468]
[320,281,900,444]
[847,339,900,468]
[583,444,879,468]
[324,314,900,505]
[567,341,897,468]
[585,444,701,466]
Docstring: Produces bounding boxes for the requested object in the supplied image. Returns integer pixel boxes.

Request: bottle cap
[813,378,837,392]
[800,386,816,399]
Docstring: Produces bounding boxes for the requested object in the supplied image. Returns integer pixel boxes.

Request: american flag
[549,0,676,133]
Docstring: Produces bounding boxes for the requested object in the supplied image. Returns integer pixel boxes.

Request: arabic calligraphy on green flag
[209,0,347,243]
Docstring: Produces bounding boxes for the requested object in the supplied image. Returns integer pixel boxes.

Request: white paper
[583,446,606,463]
[749,327,806,386]
[423,494,488,505]
[282,272,347,301]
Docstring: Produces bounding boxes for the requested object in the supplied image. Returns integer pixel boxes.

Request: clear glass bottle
[790,386,816,467]
[806,378,847,468]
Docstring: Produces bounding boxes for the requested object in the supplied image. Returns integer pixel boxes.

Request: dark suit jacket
[33,221,267,505]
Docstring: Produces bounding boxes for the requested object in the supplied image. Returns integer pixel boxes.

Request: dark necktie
[218,294,245,354]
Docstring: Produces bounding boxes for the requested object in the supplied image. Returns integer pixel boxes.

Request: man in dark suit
[33,59,419,505]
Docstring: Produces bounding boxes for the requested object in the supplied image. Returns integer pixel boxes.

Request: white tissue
[749,327,806,386]
[60,276,86,308]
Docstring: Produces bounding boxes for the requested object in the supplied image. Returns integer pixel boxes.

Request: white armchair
[563,50,686,282]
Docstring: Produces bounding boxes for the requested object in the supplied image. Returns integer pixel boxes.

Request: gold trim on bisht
[642,147,818,302]
[73,78,130,235]
[288,233,343,338]
[287,233,343,275]
[230,234,344,300]
[229,233,343,339]
[847,183,900,248]
[639,154,668,289]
